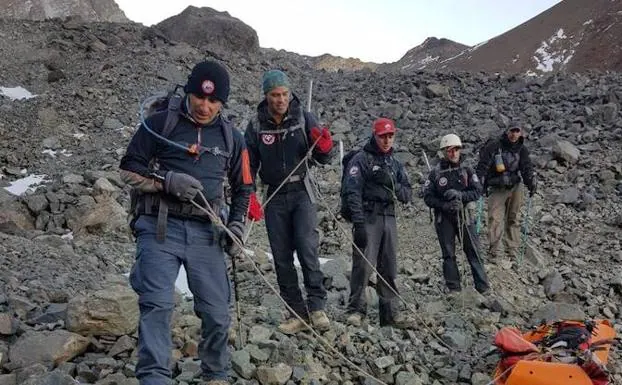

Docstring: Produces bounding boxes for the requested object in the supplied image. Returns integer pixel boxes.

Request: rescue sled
[492,319,616,385]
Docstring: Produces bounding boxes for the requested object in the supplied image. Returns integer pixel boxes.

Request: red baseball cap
[373,118,397,136]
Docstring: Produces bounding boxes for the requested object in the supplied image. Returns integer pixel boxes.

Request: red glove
[310,126,333,154]
[248,192,263,222]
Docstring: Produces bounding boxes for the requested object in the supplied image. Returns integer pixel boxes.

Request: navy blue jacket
[244,94,332,188]
[342,137,412,225]
[119,99,252,223]
[423,157,482,215]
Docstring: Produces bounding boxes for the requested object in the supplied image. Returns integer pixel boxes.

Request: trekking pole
[307,79,313,112]
[422,150,433,223]
[475,197,483,235]
[518,193,533,266]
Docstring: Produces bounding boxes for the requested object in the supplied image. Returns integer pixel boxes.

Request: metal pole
[307,79,313,112]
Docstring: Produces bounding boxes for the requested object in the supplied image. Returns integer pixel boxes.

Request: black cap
[184,61,230,103]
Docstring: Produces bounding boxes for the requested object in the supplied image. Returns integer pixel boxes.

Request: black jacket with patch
[244,94,332,188]
[423,157,482,215]
[342,137,412,225]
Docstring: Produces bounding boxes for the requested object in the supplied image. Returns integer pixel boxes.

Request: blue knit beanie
[262,70,290,94]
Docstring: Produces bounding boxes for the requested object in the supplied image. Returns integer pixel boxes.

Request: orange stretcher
[492,319,616,385]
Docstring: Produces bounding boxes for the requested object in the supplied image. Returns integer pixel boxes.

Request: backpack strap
[221,117,235,172]
[161,93,182,139]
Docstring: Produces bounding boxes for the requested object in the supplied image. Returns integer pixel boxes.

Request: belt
[136,193,219,242]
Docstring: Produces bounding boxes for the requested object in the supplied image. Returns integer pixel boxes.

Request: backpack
[128,86,235,227]
[338,149,372,222]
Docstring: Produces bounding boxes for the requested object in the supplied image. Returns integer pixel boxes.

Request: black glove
[443,189,462,201]
[528,184,537,197]
[353,223,367,250]
[164,172,203,202]
[442,200,462,214]
[372,169,394,187]
[221,221,245,258]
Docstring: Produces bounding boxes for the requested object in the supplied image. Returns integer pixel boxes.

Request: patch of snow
[42,149,73,158]
[470,40,489,51]
[3,174,48,196]
[583,19,593,25]
[603,23,615,33]
[0,86,37,101]
[525,70,539,77]
[73,133,86,139]
[61,232,74,240]
[419,55,439,66]
[533,29,574,72]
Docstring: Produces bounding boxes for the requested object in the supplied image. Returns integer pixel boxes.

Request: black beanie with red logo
[184,61,230,103]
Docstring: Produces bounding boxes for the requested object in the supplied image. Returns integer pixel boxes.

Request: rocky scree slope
[0,0,129,22]
[0,18,621,385]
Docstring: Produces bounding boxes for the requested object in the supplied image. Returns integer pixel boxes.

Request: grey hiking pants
[130,215,231,385]
[347,214,399,326]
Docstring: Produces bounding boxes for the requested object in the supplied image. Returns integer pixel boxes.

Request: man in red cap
[341,117,413,328]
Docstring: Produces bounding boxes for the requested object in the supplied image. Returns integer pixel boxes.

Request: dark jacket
[119,99,252,224]
[244,94,332,188]
[475,133,535,191]
[343,137,412,225]
[423,157,482,216]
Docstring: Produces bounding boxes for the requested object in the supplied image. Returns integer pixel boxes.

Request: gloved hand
[527,183,537,197]
[442,200,462,214]
[353,223,367,251]
[372,169,394,188]
[164,172,203,202]
[443,189,462,201]
[247,192,263,221]
[310,126,333,154]
[222,221,245,258]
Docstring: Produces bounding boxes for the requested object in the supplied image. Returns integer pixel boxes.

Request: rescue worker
[119,61,253,385]
[475,122,536,260]
[342,118,413,327]
[244,69,334,334]
[423,134,489,294]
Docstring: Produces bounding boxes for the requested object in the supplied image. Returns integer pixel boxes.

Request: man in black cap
[244,69,334,335]
[120,61,253,385]
[476,122,536,261]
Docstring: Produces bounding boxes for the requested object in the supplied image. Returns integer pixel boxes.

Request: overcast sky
[115,0,563,63]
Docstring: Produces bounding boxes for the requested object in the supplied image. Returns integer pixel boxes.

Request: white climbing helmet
[439,134,462,149]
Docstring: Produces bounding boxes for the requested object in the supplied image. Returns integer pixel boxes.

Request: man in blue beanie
[120,60,253,385]
[244,69,334,334]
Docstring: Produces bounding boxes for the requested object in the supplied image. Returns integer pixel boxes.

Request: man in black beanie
[120,60,253,385]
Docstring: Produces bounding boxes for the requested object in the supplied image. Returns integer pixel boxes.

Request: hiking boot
[277,317,308,335]
[346,312,363,327]
[391,313,416,329]
[310,310,330,331]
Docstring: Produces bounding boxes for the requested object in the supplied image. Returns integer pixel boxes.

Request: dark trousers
[434,212,489,293]
[264,190,327,318]
[130,215,231,385]
[347,214,399,325]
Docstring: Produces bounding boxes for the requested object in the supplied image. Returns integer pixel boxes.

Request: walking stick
[475,197,483,235]
[518,194,533,265]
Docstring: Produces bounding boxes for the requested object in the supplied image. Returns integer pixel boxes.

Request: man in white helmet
[422,134,489,294]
